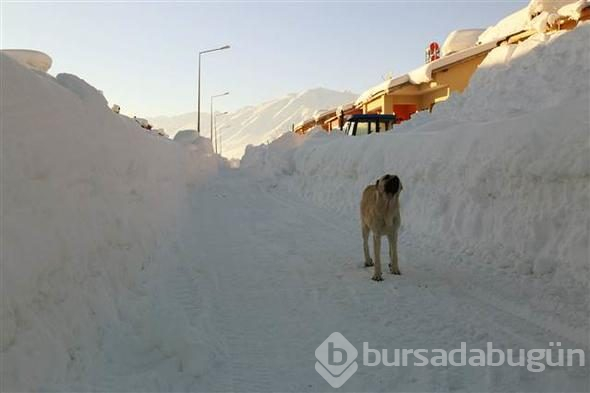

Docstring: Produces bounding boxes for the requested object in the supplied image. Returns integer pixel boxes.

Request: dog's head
[376,174,402,197]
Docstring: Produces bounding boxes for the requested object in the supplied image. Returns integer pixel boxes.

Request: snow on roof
[313,108,337,122]
[355,40,497,106]
[354,0,584,108]
[337,102,355,112]
[409,40,498,84]
[529,0,578,16]
[478,0,582,43]
[441,29,486,56]
[354,75,410,106]
[558,0,590,19]
[1,49,52,72]
[478,6,531,44]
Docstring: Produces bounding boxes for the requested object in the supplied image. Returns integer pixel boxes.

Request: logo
[315,332,358,388]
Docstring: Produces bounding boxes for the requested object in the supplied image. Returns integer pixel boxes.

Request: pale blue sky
[1,1,526,117]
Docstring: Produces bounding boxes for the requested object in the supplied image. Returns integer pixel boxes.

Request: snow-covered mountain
[149,88,357,158]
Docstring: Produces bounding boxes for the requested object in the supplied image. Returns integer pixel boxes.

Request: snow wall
[243,26,590,294]
[1,54,220,390]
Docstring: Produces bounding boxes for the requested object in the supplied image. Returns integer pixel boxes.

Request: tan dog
[360,174,403,281]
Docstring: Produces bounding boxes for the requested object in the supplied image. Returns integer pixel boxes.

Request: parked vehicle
[342,114,396,136]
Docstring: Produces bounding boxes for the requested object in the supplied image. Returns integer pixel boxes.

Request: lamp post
[197,44,230,135]
[217,124,230,156]
[214,112,228,153]
[210,92,229,141]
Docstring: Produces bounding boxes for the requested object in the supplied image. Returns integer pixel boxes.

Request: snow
[2,17,589,393]
[0,49,52,72]
[441,29,486,56]
[149,88,357,159]
[356,35,499,106]
[433,26,589,122]
[558,0,590,19]
[529,0,578,16]
[357,0,585,111]
[243,24,590,353]
[354,75,410,106]
[478,0,584,43]
[0,53,220,391]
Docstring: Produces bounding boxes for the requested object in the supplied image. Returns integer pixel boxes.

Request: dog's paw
[389,264,401,275]
[371,273,383,281]
[364,259,374,267]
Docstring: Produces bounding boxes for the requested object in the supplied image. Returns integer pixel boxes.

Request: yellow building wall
[361,52,490,115]
[364,98,383,114]
[431,53,487,93]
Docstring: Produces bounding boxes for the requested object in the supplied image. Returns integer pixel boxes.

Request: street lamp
[217,124,230,156]
[210,92,229,141]
[214,112,228,153]
[197,44,230,135]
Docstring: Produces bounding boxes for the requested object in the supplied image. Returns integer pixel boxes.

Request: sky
[1,1,527,117]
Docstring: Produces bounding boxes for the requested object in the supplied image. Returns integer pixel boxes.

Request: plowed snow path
[180,169,588,392]
[82,169,588,392]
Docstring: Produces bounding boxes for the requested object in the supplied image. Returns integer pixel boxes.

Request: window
[355,122,369,136]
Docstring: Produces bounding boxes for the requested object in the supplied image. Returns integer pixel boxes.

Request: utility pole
[197,45,230,135]
[210,92,229,142]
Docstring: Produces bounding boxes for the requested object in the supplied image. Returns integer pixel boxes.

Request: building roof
[355,38,501,107]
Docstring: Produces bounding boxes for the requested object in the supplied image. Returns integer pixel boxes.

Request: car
[342,114,396,136]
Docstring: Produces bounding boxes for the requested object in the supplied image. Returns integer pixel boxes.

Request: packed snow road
[86,168,588,392]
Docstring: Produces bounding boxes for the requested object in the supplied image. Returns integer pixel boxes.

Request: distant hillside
[149,112,206,136]
[149,88,357,158]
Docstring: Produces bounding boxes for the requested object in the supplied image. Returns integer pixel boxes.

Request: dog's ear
[375,179,380,187]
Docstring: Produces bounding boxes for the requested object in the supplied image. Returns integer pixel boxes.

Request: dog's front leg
[372,234,383,281]
[388,230,401,275]
[362,224,373,267]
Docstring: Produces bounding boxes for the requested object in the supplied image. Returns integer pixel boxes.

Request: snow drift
[0,54,219,391]
[243,26,590,301]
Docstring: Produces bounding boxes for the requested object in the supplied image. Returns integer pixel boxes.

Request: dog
[360,174,403,281]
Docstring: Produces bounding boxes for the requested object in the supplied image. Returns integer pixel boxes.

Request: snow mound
[434,25,590,122]
[478,0,586,43]
[0,54,219,391]
[441,29,486,56]
[173,129,219,159]
[0,49,52,72]
[243,26,589,300]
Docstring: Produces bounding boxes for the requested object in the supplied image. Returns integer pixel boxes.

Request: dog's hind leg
[388,230,401,275]
[372,234,383,281]
[362,224,373,267]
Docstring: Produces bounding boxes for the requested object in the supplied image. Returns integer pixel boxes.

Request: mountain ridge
[148,87,357,158]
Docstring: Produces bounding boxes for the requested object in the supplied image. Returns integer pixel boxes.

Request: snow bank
[243,26,589,296]
[0,49,52,72]
[1,54,219,391]
[434,25,590,122]
[441,29,486,56]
